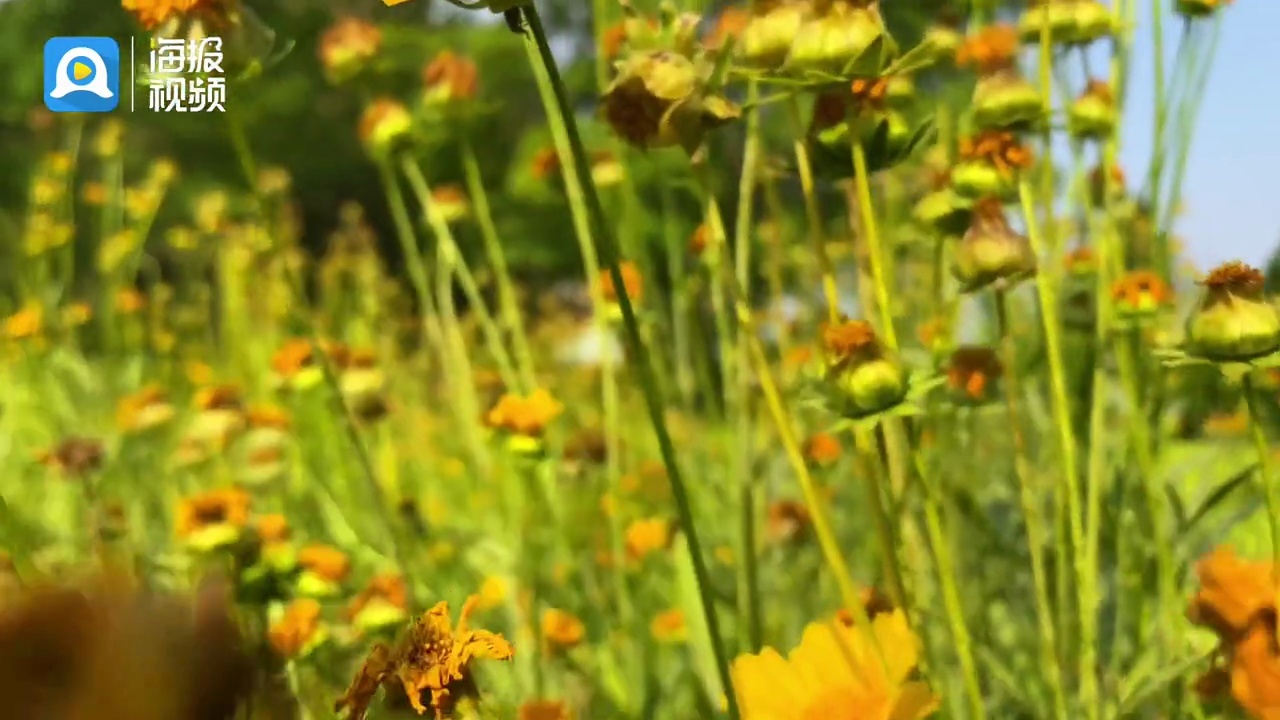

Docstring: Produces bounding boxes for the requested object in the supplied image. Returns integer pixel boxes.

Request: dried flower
[946,346,1003,404]
[601,49,740,154]
[334,595,514,720]
[1186,261,1280,362]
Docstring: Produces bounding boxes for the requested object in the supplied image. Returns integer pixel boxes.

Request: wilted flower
[318,17,382,83]
[334,595,514,720]
[1111,270,1172,317]
[767,500,813,545]
[820,319,908,417]
[1068,79,1116,141]
[731,609,939,720]
[601,48,740,154]
[945,346,1003,404]
[358,98,413,158]
[1186,261,1280,362]
[952,198,1037,293]
[952,131,1034,199]
[422,50,479,106]
[37,437,106,478]
[541,608,585,649]
[787,0,897,75]
[175,487,252,551]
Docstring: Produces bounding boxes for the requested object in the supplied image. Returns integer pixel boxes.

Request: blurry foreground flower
[625,517,672,561]
[541,608,585,650]
[1188,546,1280,719]
[731,608,939,720]
[422,50,479,106]
[359,98,414,158]
[1186,262,1280,362]
[334,595,515,720]
[269,598,327,659]
[0,574,251,720]
[3,303,42,341]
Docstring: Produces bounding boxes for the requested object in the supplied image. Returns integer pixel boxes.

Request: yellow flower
[3,304,42,341]
[121,0,222,29]
[476,576,508,611]
[624,517,672,561]
[175,487,252,550]
[117,385,176,432]
[731,609,939,720]
[269,598,326,658]
[334,595,515,719]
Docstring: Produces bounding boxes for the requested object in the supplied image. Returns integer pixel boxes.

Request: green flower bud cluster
[1019,0,1114,46]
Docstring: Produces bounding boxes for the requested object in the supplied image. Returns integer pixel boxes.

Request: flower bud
[952,198,1037,293]
[972,68,1045,131]
[318,17,382,84]
[1111,270,1172,318]
[1067,80,1116,141]
[951,132,1033,200]
[1175,0,1233,20]
[913,184,973,237]
[357,98,413,159]
[601,50,740,154]
[738,0,808,69]
[820,320,908,418]
[1067,1,1114,44]
[922,23,963,61]
[945,346,1003,405]
[1018,0,1076,44]
[786,0,898,76]
[1186,261,1280,362]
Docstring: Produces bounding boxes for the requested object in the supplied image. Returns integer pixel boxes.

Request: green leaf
[672,532,728,709]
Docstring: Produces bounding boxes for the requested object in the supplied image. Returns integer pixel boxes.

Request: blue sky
[1115,1,1280,269]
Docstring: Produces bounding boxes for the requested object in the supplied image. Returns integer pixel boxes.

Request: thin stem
[1243,373,1280,574]
[461,137,538,392]
[850,143,896,348]
[520,7,735,714]
[995,290,1069,720]
[786,98,840,322]
[853,426,909,612]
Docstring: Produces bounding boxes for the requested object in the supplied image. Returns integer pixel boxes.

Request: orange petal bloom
[541,608,585,649]
[298,544,352,583]
[599,261,644,304]
[269,598,323,658]
[175,487,251,538]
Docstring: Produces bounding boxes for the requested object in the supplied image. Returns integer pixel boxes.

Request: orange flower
[298,544,352,583]
[821,319,880,367]
[318,16,383,79]
[117,385,175,432]
[530,147,561,180]
[269,598,323,658]
[271,338,315,378]
[116,288,146,314]
[650,608,687,643]
[175,487,252,539]
[956,23,1019,74]
[484,389,564,437]
[767,500,812,545]
[334,595,514,720]
[541,608,585,649]
[121,0,222,30]
[624,517,671,561]
[3,304,42,340]
[255,514,291,544]
[520,699,571,720]
[958,131,1034,175]
[803,432,842,465]
[347,573,410,621]
[1063,246,1097,274]
[704,7,750,50]
[195,384,244,412]
[422,50,478,103]
[1110,270,1172,312]
[690,222,712,255]
[599,20,629,60]
[599,261,643,304]
[247,404,291,430]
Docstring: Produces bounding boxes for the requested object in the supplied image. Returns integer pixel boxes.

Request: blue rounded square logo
[44,37,120,113]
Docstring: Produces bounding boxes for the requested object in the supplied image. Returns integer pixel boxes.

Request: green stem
[1243,373,1280,574]
[461,137,538,393]
[524,8,734,709]
[400,156,521,394]
[850,142,895,347]
[995,290,1069,720]
[787,98,840,322]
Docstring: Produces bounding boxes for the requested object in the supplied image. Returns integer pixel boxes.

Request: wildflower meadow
[0,0,1274,718]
